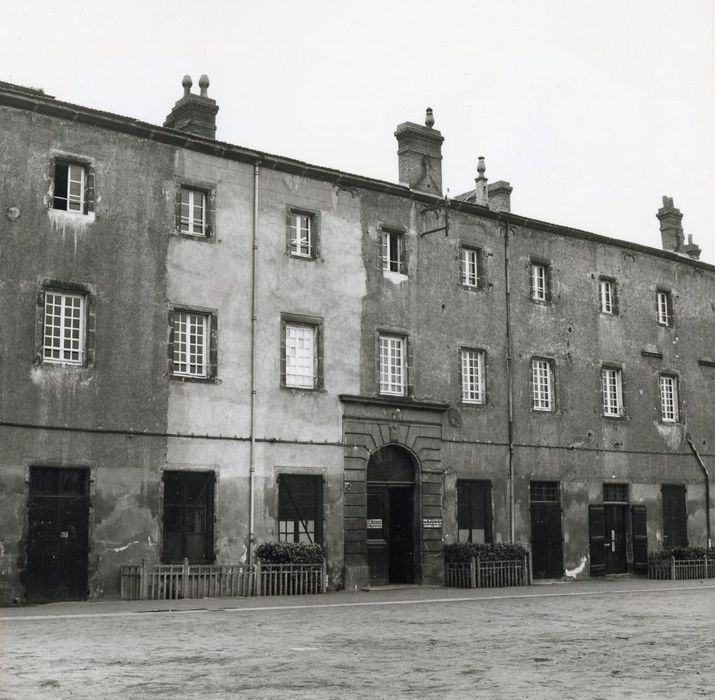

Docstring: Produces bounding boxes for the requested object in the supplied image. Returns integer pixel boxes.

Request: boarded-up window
[457,480,492,544]
[278,475,323,544]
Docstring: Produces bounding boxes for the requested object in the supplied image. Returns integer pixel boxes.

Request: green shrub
[444,542,529,563]
[650,546,715,562]
[255,541,324,564]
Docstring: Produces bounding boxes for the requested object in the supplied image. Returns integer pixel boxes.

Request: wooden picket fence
[445,555,531,589]
[120,559,326,600]
[648,556,715,581]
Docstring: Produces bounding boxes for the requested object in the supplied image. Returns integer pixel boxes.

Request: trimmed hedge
[255,542,324,564]
[650,546,715,562]
[444,542,529,563]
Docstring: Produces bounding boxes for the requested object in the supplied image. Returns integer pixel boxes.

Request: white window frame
[179,188,207,237]
[461,348,485,404]
[42,290,86,365]
[599,279,615,314]
[382,230,404,274]
[656,290,671,326]
[659,375,679,423]
[531,358,554,411]
[285,323,317,389]
[172,311,210,378]
[460,248,480,288]
[289,211,314,258]
[53,162,86,213]
[379,334,406,396]
[602,367,624,417]
[530,262,548,301]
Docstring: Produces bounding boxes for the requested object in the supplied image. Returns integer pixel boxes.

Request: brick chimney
[164,75,219,139]
[487,180,513,212]
[395,108,444,195]
[656,196,685,253]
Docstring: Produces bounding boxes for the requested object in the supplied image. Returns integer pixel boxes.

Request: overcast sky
[3,0,714,263]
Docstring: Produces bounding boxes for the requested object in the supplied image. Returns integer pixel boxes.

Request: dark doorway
[163,471,215,564]
[366,446,417,585]
[27,466,90,603]
[662,484,688,549]
[530,481,564,579]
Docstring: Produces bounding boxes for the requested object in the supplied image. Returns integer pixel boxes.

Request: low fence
[120,559,326,600]
[445,555,531,589]
[648,556,715,581]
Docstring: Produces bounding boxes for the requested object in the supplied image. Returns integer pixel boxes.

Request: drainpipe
[501,215,515,542]
[686,432,712,549]
[248,161,260,564]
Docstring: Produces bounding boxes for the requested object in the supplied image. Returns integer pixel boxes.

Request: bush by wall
[255,542,324,564]
[444,542,529,563]
[650,546,715,562]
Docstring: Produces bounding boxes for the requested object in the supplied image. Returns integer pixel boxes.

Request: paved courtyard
[1,579,714,698]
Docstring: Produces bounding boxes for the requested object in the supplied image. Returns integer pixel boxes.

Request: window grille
[43,290,85,365]
[179,188,207,236]
[531,358,553,411]
[53,162,86,212]
[530,481,560,503]
[285,324,316,388]
[603,483,629,503]
[382,230,404,273]
[461,348,485,403]
[460,248,480,287]
[659,375,679,422]
[173,311,209,378]
[379,334,405,395]
[289,211,314,257]
[530,262,548,301]
[601,367,623,416]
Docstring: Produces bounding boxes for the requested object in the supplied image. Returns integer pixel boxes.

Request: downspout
[501,215,515,542]
[686,432,712,548]
[248,161,260,564]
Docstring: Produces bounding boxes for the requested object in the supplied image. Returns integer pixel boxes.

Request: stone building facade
[0,77,712,604]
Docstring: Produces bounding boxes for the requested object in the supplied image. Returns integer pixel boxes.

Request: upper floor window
[43,290,86,365]
[287,209,318,259]
[379,334,406,396]
[169,308,217,381]
[659,374,679,423]
[531,358,554,411]
[382,229,405,274]
[461,348,485,404]
[599,277,618,315]
[530,261,551,302]
[280,314,323,390]
[179,188,207,236]
[460,247,481,288]
[656,289,673,326]
[52,161,94,214]
[601,367,623,417]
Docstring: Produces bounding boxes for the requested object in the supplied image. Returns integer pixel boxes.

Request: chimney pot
[182,75,192,96]
[199,74,210,97]
[425,107,434,129]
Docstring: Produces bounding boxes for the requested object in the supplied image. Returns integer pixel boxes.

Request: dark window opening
[457,479,492,544]
[530,481,560,503]
[278,474,323,544]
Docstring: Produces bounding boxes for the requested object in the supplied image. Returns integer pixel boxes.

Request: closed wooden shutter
[631,505,648,574]
[588,505,606,576]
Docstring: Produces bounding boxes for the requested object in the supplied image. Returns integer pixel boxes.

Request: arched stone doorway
[366,445,418,585]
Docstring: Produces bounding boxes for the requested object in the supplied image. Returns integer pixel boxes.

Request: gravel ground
[1,580,714,699]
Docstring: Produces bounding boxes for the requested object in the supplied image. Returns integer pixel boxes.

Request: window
[461,348,485,404]
[656,289,673,326]
[287,209,318,258]
[531,358,554,411]
[382,229,405,274]
[603,482,629,503]
[281,314,323,390]
[530,261,550,302]
[278,474,323,544]
[659,375,679,423]
[460,247,481,288]
[457,480,492,544]
[163,470,215,564]
[169,308,217,380]
[601,367,623,417]
[530,481,560,503]
[599,278,618,315]
[379,334,406,395]
[179,188,207,236]
[52,160,88,214]
[43,290,86,365]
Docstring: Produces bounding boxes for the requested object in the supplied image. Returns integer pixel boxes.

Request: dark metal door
[27,467,89,603]
[604,504,627,573]
[388,487,415,584]
[531,502,564,578]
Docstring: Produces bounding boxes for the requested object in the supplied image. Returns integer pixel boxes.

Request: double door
[588,503,647,575]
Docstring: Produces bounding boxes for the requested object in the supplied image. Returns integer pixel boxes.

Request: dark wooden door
[27,467,89,603]
[588,505,606,576]
[604,504,628,573]
[367,485,389,585]
[388,487,414,584]
[632,505,648,574]
[531,502,564,578]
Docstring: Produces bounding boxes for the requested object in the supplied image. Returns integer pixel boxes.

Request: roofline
[1,83,712,274]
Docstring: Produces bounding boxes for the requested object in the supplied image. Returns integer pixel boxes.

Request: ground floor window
[278,474,323,544]
[162,470,215,564]
[457,479,492,544]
